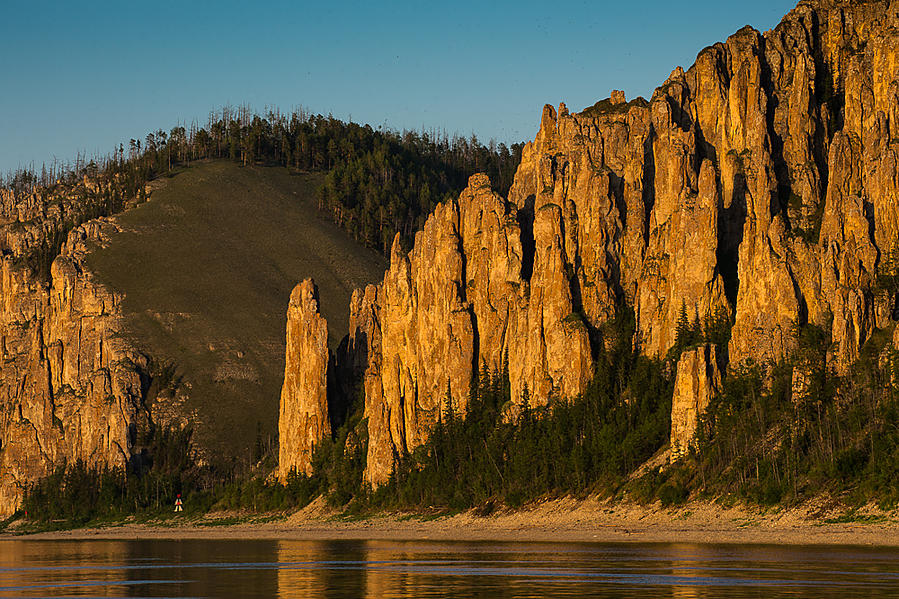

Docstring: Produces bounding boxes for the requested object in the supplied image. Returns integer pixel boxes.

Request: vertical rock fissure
[518,194,536,281]
[641,131,656,247]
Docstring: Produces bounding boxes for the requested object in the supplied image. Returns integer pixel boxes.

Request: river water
[0,539,896,597]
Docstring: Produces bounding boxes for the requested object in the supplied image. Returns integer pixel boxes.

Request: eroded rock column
[278,279,330,479]
[670,344,721,459]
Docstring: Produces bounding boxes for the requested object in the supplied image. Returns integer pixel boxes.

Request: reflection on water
[670,543,703,599]
[0,538,893,597]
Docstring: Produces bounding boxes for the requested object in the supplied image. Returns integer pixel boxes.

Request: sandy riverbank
[6,497,899,546]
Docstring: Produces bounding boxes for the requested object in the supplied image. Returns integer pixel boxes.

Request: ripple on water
[0,540,894,598]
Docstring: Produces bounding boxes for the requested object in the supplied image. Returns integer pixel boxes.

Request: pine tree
[443,380,455,423]
[674,301,690,356]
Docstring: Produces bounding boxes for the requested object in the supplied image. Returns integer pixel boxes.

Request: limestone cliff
[0,217,148,514]
[345,173,595,485]
[505,0,899,372]
[278,279,329,479]
[279,0,899,484]
[670,344,722,459]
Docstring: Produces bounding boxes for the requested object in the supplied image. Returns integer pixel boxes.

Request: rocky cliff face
[279,0,899,484]
[348,158,624,485]
[278,279,330,479]
[352,174,592,485]
[0,215,148,514]
[508,0,899,373]
[670,344,722,459]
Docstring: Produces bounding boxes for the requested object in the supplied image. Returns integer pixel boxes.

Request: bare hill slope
[86,160,386,466]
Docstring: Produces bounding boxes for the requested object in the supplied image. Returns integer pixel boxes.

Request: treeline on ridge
[3,105,524,271]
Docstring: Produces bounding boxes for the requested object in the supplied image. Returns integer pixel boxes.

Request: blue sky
[1,0,795,174]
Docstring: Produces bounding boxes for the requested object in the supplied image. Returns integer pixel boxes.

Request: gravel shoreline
[6,497,899,546]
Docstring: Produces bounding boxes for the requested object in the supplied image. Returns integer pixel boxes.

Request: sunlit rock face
[356,174,593,486]
[278,279,330,479]
[670,344,722,459]
[0,217,148,515]
[280,0,899,484]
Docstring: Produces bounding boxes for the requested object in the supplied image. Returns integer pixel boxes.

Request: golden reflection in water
[276,540,332,597]
[669,543,706,599]
[0,540,136,596]
[363,540,418,599]
[277,539,452,599]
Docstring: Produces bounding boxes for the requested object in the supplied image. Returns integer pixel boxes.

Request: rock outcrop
[276,0,899,483]
[278,280,329,479]
[356,174,593,485]
[670,344,722,459]
[0,217,148,514]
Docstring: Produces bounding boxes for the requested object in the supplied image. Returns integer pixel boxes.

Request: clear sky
[1,0,796,175]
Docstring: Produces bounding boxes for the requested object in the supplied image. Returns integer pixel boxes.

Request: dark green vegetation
[22,427,196,526]
[670,304,733,362]
[682,325,899,508]
[87,161,387,468]
[317,127,522,253]
[20,424,315,528]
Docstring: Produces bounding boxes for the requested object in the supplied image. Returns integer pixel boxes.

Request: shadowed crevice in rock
[607,169,627,231]
[809,12,831,207]
[326,352,343,437]
[718,171,746,308]
[469,307,481,384]
[641,132,656,247]
[758,33,791,222]
[517,194,536,281]
[332,327,368,434]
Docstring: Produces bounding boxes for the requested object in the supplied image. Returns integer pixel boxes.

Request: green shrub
[658,482,689,507]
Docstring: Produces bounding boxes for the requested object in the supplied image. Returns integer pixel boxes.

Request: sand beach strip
[7,497,899,546]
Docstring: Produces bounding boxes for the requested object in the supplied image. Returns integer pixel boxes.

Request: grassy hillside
[86,160,386,468]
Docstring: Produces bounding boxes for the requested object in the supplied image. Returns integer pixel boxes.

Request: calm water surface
[0,539,895,597]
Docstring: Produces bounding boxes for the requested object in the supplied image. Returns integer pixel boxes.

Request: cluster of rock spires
[0,183,150,514]
[0,0,896,513]
[279,0,899,484]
